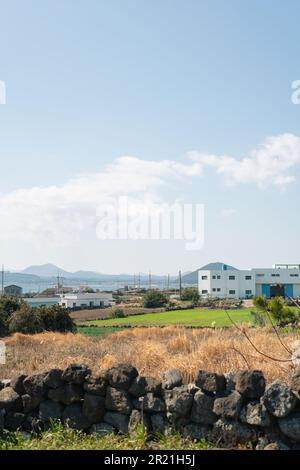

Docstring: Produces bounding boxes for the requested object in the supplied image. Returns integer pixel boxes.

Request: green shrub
[39,305,77,332]
[143,290,168,308]
[112,308,126,318]
[0,296,22,336]
[8,304,44,334]
[180,287,200,304]
[253,295,298,326]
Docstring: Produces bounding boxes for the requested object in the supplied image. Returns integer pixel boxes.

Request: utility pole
[179,270,182,299]
[167,273,170,291]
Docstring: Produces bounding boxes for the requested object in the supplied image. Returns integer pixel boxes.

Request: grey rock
[22,394,42,413]
[0,386,22,412]
[0,379,11,389]
[23,373,48,398]
[182,423,211,441]
[191,390,217,424]
[240,402,271,427]
[4,412,25,431]
[195,370,226,393]
[39,400,63,421]
[290,366,300,396]
[211,418,256,448]
[134,393,165,414]
[213,391,243,419]
[83,394,105,424]
[106,364,138,390]
[62,403,90,430]
[128,409,151,433]
[150,413,168,434]
[225,372,236,391]
[263,380,298,417]
[62,364,90,384]
[165,386,193,418]
[90,422,115,436]
[104,411,129,433]
[105,386,132,414]
[163,369,182,390]
[48,383,83,405]
[23,414,44,433]
[84,373,107,396]
[129,376,162,397]
[278,411,300,442]
[235,370,265,399]
[10,374,27,395]
[255,436,269,450]
[44,369,63,389]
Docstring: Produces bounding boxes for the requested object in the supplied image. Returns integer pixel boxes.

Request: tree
[143,290,167,308]
[9,304,44,334]
[38,305,76,333]
[253,295,297,325]
[180,287,200,304]
[0,296,22,336]
[112,308,126,318]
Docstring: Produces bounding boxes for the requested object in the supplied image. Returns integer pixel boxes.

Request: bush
[143,290,168,308]
[9,304,44,334]
[7,303,76,335]
[180,288,200,304]
[253,295,298,326]
[0,297,22,336]
[39,305,77,333]
[112,308,126,318]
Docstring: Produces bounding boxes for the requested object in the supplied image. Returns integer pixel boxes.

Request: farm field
[1,326,297,384]
[78,308,253,329]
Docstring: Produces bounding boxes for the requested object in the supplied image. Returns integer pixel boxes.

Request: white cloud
[189,133,300,188]
[0,156,202,245]
[1,133,299,255]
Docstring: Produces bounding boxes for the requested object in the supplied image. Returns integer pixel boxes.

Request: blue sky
[1,0,300,273]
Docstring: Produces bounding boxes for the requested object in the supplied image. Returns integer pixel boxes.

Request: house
[59,292,115,309]
[4,285,23,297]
[198,262,300,299]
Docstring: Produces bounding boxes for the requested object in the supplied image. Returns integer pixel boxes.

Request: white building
[59,292,115,309]
[198,262,300,299]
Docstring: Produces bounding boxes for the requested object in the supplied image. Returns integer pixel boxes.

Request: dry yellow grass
[0,326,298,383]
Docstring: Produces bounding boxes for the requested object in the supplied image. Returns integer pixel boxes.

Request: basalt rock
[195,371,226,393]
[106,364,138,390]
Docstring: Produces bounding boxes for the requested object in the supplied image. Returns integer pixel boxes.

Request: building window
[217,288,221,292]
[229,275,235,280]
[256,274,264,277]
[271,273,280,277]
[201,275,208,280]
[201,290,208,294]
[212,288,216,292]
[212,275,216,279]
[217,275,221,279]
[290,274,299,277]
[245,290,252,295]
[229,290,236,294]
[245,275,252,280]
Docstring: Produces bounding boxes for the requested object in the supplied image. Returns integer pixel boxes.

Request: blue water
[16,280,181,294]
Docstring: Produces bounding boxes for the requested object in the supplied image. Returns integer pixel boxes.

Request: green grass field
[78,308,253,329]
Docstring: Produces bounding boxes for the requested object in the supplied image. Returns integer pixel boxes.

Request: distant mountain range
[3,262,232,287]
[20,263,175,282]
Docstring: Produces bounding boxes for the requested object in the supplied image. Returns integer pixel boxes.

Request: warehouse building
[198,262,300,299]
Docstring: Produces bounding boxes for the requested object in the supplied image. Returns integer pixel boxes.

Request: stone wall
[1,364,300,450]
